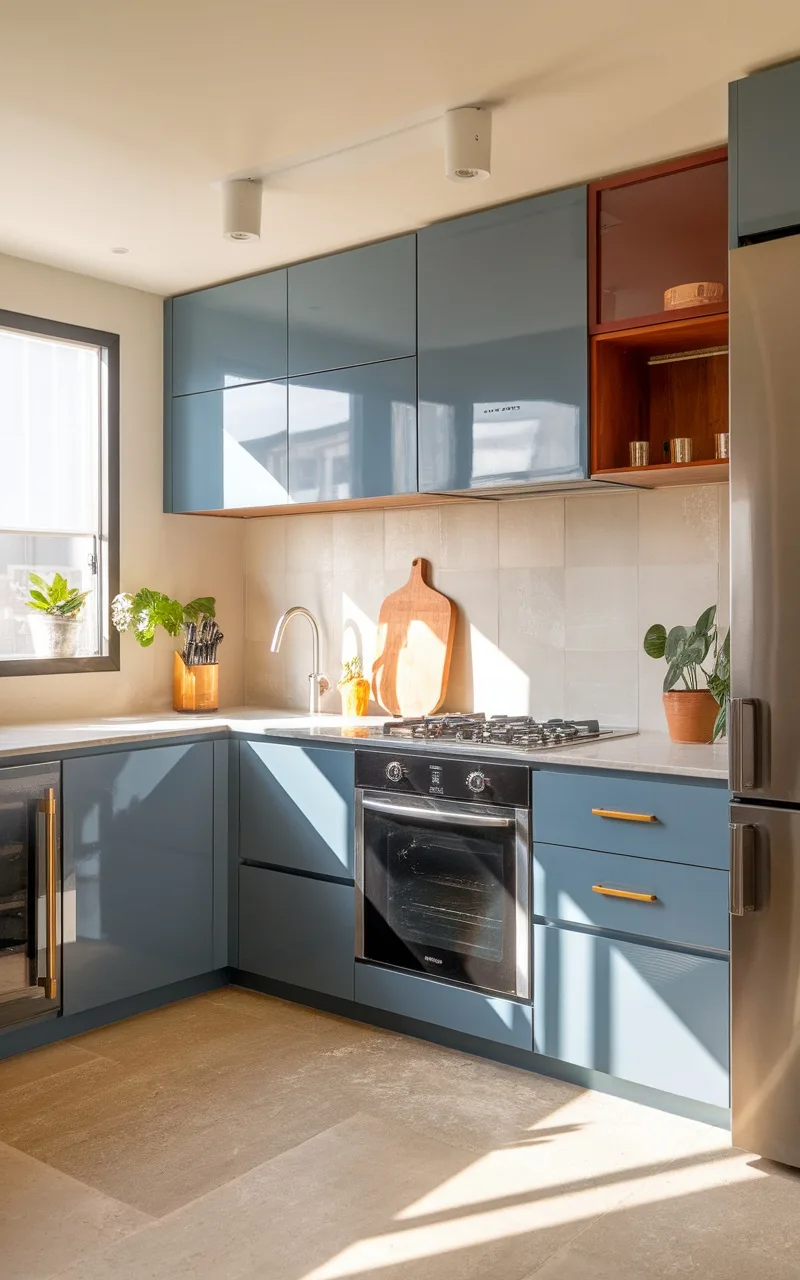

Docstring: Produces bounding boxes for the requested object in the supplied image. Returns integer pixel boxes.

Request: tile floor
[1,987,799,1278]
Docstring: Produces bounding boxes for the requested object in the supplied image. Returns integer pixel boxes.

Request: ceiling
[1,0,799,297]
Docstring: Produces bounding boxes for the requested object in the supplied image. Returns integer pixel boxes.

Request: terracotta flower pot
[662,690,719,744]
[340,677,370,717]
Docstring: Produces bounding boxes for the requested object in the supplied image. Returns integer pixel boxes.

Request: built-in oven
[355,751,530,999]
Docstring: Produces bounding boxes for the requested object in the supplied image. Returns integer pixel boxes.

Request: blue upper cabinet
[288,236,416,376]
[417,188,588,493]
[288,357,416,503]
[172,380,288,512]
[730,60,800,245]
[172,269,287,396]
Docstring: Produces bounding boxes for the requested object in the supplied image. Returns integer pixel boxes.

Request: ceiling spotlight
[223,178,262,241]
[445,106,491,182]
[111,246,129,255]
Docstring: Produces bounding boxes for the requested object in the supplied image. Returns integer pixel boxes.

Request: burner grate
[382,713,602,747]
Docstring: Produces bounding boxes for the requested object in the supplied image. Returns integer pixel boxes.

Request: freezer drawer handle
[592,884,658,903]
[730,822,756,916]
[37,788,57,1000]
[591,808,657,824]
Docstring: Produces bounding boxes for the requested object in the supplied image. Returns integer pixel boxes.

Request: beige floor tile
[50,1111,620,1280]
[0,996,370,1217]
[0,1139,150,1280]
[0,1040,100,1095]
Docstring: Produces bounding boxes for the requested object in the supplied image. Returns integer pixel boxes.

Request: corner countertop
[0,708,729,781]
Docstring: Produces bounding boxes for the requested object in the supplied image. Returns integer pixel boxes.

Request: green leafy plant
[338,656,364,686]
[643,604,729,741]
[27,572,89,619]
[111,589,215,648]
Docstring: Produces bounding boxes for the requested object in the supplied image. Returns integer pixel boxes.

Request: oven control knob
[466,770,487,794]
[385,760,404,783]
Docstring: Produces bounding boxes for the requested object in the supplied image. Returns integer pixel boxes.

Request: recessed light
[111,246,129,255]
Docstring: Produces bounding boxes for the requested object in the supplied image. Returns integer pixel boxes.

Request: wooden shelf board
[591,459,729,489]
[592,312,728,353]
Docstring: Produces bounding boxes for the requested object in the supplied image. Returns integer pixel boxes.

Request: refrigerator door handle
[730,698,759,792]
[730,822,756,916]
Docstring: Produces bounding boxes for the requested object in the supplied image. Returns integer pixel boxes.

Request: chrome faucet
[270,607,330,715]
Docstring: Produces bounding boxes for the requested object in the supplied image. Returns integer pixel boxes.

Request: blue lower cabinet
[354,963,534,1051]
[534,842,729,953]
[62,743,216,1016]
[532,770,730,871]
[238,865,354,1000]
[239,741,355,879]
[533,924,730,1108]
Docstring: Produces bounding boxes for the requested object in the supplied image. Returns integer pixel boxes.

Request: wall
[0,253,244,723]
[245,485,729,731]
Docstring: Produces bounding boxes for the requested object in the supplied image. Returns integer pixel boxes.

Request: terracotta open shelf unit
[588,148,729,488]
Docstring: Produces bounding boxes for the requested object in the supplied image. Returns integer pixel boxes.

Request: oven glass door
[358,791,529,996]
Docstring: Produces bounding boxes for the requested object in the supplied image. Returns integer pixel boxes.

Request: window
[0,310,119,674]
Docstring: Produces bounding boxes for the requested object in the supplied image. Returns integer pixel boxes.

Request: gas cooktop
[379,714,634,751]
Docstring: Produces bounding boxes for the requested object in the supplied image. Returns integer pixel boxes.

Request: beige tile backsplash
[245,485,730,729]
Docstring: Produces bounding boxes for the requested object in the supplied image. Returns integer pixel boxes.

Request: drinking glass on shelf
[669,437,693,464]
[715,432,730,459]
[629,441,650,467]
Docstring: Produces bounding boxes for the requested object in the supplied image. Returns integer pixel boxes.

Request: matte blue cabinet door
[731,62,800,244]
[288,236,416,376]
[288,358,417,503]
[417,188,587,492]
[172,270,287,396]
[172,380,288,512]
[533,924,729,1107]
[62,743,215,1015]
[238,865,354,999]
[240,741,355,879]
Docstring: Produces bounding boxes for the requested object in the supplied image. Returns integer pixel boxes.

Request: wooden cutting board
[372,558,457,717]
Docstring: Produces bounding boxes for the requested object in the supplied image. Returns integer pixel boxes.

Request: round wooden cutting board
[371,558,457,717]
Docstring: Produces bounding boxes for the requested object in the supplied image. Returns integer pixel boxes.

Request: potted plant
[338,656,371,718]
[26,572,90,659]
[112,589,221,712]
[643,605,729,744]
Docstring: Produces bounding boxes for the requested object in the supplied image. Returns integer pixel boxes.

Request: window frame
[0,308,120,677]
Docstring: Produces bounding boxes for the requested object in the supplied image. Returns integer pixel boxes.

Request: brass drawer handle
[592,884,658,903]
[592,808,657,824]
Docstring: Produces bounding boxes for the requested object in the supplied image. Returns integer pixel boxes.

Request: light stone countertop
[0,707,729,780]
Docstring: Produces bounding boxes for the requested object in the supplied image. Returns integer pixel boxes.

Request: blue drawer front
[238,865,354,1000]
[354,963,533,1051]
[534,924,729,1108]
[534,843,729,953]
[533,771,729,870]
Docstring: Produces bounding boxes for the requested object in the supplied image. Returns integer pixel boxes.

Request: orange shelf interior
[590,312,729,482]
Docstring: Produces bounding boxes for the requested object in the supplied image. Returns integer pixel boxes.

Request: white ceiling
[1,0,799,297]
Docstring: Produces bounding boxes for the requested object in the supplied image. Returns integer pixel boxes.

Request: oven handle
[361,795,513,828]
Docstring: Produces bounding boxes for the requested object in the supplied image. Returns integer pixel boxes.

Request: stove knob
[385,760,404,783]
[466,770,487,794]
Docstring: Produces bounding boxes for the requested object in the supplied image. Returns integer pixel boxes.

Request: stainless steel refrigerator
[730,232,800,1166]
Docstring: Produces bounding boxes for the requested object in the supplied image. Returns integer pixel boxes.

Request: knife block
[173,651,219,713]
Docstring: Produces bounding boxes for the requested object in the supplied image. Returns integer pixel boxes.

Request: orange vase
[340,677,370,717]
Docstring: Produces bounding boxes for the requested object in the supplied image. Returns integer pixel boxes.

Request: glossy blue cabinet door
[288,235,416,376]
[238,865,354,999]
[62,743,215,1015]
[731,61,800,244]
[533,923,730,1107]
[172,270,287,396]
[417,188,587,492]
[172,380,288,512]
[288,358,416,503]
[240,741,355,879]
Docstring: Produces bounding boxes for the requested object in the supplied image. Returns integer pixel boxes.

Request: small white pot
[27,613,84,659]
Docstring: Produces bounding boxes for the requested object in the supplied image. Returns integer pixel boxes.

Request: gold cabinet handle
[38,787,57,1001]
[592,808,657,824]
[592,884,658,903]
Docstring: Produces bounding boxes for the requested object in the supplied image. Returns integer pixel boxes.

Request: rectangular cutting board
[371,558,457,717]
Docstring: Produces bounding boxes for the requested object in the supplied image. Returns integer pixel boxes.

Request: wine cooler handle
[37,787,57,1000]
